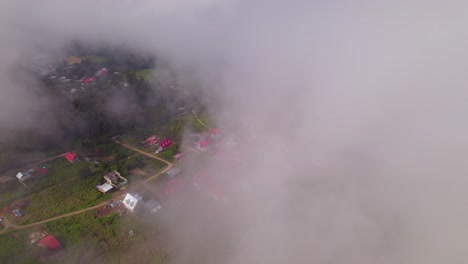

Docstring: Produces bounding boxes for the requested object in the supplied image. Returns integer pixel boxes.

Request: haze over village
[0,0,467,263]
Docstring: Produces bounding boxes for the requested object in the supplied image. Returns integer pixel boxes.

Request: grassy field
[18,177,110,224]
[0,211,168,263]
[0,229,39,263]
[81,55,107,63]
[125,155,167,182]
[135,69,153,81]
[12,164,110,225]
[0,159,90,208]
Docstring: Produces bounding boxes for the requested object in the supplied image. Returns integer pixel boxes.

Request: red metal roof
[39,235,61,251]
[145,135,160,145]
[200,139,210,148]
[37,167,48,174]
[211,128,220,135]
[159,138,172,149]
[82,76,95,83]
[173,153,184,160]
[65,152,77,163]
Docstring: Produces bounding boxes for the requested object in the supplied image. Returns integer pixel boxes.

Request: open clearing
[80,55,107,63]
[135,69,153,80]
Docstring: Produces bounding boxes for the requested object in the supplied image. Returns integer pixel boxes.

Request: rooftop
[39,235,61,251]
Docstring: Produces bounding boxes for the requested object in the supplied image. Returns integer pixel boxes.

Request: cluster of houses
[80,68,109,85]
[193,128,221,152]
[142,135,173,154]
[16,166,48,184]
[15,151,79,184]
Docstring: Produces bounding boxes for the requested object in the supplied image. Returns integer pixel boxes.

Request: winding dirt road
[113,141,174,183]
[192,109,212,130]
[0,201,108,235]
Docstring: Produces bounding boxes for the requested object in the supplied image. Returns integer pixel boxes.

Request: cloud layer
[1,0,468,263]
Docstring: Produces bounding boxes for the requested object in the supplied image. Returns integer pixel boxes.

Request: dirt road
[0,201,108,235]
[113,141,174,183]
[0,143,174,235]
[192,109,212,130]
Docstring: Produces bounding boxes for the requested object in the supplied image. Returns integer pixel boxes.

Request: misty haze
[0,0,467,263]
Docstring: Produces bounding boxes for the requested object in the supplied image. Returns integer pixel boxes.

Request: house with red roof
[36,167,48,174]
[156,138,172,153]
[195,139,210,152]
[82,76,95,84]
[65,152,78,163]
[144,135,160,146]
[95,68,108,77]
[39,235,61,251]
[211,128,219,134]
[173,153,185,161]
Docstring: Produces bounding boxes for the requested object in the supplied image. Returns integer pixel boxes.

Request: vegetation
[0,159,90,208]
[0,211,168,263]
[158,145,178,162]
[19,178,108,224]
[135,69,153,81]
[0,229,38,263]
[81,55,107,63]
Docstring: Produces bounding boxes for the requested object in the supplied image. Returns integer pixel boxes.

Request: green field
[0,212,168,263]
[135,69,153,80]
[0,159,90,208]
[12,162,110,224]
[81,55,107,63]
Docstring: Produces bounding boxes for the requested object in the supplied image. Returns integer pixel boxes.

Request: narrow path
[113,141,174,183]
[191,109,212,130]
[0,201,107,235]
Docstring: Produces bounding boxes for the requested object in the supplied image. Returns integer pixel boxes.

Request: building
[156,138,172,153]
[39,235,61,251]
[16,172,32,182]
[103,170,127,189]
[95,68,108,77]
[36,167,48,174]
[65,152,78,163]
[144,135,160,146]
[166,167,182,178]
[12,209,24,217]
[195,139,210,152]
[96,182,113,194]
[143,199,162,213]
[82,76,95,84]
[173,153,185,161]
[123,193,142,211]
[211,128,219,134]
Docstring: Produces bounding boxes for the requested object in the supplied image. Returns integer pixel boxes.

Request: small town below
[0,44,243,263]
